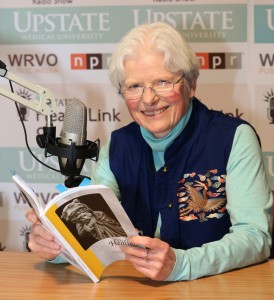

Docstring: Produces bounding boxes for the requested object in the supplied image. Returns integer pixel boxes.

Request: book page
[45,185,138,282]
[12,174,45,220]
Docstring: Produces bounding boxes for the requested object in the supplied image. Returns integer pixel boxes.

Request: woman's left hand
[121,236,176,281]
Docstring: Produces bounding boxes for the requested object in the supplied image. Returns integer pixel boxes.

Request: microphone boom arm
[0,62,56,116]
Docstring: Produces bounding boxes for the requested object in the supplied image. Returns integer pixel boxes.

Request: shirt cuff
[165,248,187,281]
[46,255,67,264]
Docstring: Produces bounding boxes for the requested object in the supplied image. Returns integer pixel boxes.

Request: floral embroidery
[177,169,227,222]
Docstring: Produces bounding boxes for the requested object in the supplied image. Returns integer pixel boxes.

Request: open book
[12,174,138,283]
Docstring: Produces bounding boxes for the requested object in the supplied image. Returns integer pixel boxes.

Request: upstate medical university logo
[71,52,242,70]
[11,9,110,43]
[1,4,246,45]
[133,4,246,43]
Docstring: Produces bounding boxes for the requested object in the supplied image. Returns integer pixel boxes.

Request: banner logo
[20,224,31,252]
[259,53,274,75]
[71,52,242,70]
[259,53,274,67]
[8,53,57,67]
[16,88,32,121]
[197,52,242,69]
[14,191,59,206]
[7,53,59,74]
[71,53,111,70]
[255,5,274,43]
[264,89,274,124]
[133,4,247,42]
[0,5,246,44]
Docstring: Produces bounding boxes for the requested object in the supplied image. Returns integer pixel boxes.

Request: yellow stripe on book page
[45,204,105,280]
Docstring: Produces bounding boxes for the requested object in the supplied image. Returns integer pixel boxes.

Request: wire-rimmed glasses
[119,73,185,101]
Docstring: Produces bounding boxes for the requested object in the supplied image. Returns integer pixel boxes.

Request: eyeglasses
[119,73,185,101]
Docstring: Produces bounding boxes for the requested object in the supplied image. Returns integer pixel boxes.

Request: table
[0,252,274,299]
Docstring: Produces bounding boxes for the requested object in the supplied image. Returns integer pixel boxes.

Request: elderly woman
[27,22,272,282]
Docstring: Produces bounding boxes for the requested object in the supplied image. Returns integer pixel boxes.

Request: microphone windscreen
[60,99,87,146]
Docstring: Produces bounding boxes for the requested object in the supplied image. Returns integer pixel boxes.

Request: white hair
[108,22,200,92]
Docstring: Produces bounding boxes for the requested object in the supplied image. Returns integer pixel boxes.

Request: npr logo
[71,53,111,70]
[196,52,242,69]
[71,52,242,70]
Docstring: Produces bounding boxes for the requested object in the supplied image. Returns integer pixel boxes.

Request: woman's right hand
[26,209,62,260]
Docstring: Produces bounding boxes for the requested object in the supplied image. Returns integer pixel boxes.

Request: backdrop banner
[0,0,273,252]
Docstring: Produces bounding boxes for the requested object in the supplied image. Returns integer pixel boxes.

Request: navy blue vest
[109,98,252,249]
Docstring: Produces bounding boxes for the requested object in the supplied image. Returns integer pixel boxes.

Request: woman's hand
[26,209,62,260]
[122,236,176,281]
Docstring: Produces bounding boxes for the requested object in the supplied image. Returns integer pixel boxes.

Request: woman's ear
[190,79,197,98]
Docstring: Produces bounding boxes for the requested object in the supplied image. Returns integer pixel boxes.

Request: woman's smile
[141,105,169,116]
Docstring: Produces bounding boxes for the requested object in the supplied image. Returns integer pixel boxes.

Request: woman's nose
[141,86,158,105]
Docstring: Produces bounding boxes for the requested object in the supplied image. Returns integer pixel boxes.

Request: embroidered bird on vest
[180,180,226,222]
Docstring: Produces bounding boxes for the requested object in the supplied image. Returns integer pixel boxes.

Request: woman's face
[122,52,195,138]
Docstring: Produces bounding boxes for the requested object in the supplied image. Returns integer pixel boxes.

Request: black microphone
[37,99,100,188]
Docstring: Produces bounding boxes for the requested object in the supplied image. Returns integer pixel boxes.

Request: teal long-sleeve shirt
[90,111,273,281]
